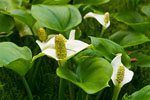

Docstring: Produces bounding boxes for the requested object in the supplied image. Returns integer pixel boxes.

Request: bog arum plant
[111,53,134,100]
[34,30,89,61]
[84,12,110,37]
[34,29,89,100]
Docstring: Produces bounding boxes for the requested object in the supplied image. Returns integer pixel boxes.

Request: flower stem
[68,82,75,100]
[112,85,121,100]
[95,89,104,100]
[58,60,66,100]
[85,94,89,100]
[22,77,33,100]
[58,78,66,100]
[100,26,105,38]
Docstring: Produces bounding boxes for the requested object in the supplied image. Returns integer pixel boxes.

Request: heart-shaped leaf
[109,30,149,48]
[90,37,130,67]
[57,57,113,94]
[73,0,110,5]
[0,42,32,77]
[31,5,82,31]
[129,85,150,100]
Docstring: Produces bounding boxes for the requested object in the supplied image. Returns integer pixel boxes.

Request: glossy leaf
[130,53,150,67]
[114,11,144,24]
[114,11,150,32]
[0,13,15,34]
[141,4,150,17]
[10,9,36,28]
[129,22,150,32]
[0,42,32,77]
[129,85,150,100]
[31,5,82,31]
[57,57,113,94]
[73,0,110,5]
[0,0,22,11]
[109,30,149,48]
[72,48,102,64]
[90,37,130,67]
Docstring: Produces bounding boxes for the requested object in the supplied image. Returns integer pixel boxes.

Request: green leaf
[72,48,102,64]
[32,0,70,5]
[130,53,150,67]
[0,13,15,34]
[73,0,110,5]
[10,9,36,28]
[121,93,129,100]
[114,11,150,32]
[129,22,150,32]
[114,11,144,24]
[90,37,131,67]
[109,30,149,48]
[57,57,113,94]
[129,85,150,100]
[31,5,82,31]
[0,42,32,77]
[141,3,150,17]
[0,0,22,11]
[14,19,33,37]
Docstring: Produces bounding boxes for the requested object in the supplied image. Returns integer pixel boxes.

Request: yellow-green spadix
[36,30,89,60]
[111,53,134,88]
[84,12,110,28]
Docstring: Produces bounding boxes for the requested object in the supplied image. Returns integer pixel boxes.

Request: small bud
[55,34,67,59]
[116,65,125,84]
[38,28,48,42]
[104,12,109,26]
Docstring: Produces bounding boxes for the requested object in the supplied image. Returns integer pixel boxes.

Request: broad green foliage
[0,13,14,34]
[10,9,36,28]
[90,37,131,67]
[32,0,70,5]
[0,0,22,11]
[141,3,150,17]
[114,11,150,32]
[109,30,149,48]
[57,57,113,94]
[129,85,150,100]
[73,48,102,64]
[114,11,144,23]
[73,0,110,5]
[130,53,150,67]
[129,22,150,32]
[31,5,82,31]
[0,42,32,77]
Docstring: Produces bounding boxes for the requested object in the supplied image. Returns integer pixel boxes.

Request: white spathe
[36,30,89,60]
[84,12,110,28]
[111,53,134,88]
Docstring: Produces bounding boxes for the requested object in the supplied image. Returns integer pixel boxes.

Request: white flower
[35,30,89,61]
[111,53,134,88]
[84,12,110,28]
